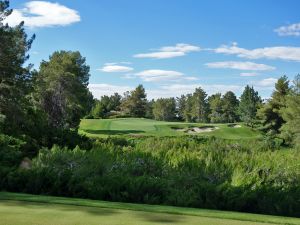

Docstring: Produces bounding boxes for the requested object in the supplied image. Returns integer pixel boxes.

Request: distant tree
[153,98,176,121]
[91,99,105,118]
[257,76,290,134]
[280,75,300,146]
[177,95,186,121]
[34,51,92,130]
[145,99,155,119]
[222,91,239,123]
[183,94,193,122]
[121,85,147,117]
[191,87,209,122]
[108,93,122,111]
[239,85,261,127]
[0,0,35,135]
[208,93,223,123]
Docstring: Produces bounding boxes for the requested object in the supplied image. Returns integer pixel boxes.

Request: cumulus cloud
[205,61,275,71]
[135,70,184,82]
[134,51,185,59]
[214,42,300,61]
[4,1,80,28]
[274,23,300,36]
[240,72,259,77]
[255,78,277,87]
[133,43,200,59]
[88,84,132,99]
[98,63,134,73]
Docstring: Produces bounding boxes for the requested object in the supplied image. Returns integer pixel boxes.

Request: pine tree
[121,85,147,117]
[0,0,35,135]
[191,87,209,122]
[222,91,239,123]
[280,75,300,146]
[257,76,290,134]
[239,85,261,127]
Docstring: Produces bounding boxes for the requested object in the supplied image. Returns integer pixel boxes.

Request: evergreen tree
[239,85,261,127]
[34,51,92,130]
[121,84,147,117]
[257,76,290,134]
[208,93,223,123]
[177,95,186,121]
[0,0,35,135]
[191,87,209,122]
[280,75,300,146]
[183,94,193,122]
[222,91,239,123]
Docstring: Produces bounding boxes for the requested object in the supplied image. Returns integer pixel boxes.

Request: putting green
[79,118,261,139]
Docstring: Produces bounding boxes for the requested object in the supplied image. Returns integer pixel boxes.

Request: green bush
[3,136,300,217]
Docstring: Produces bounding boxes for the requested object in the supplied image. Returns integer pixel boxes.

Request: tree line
[89,76,300,147]
[0,1,94,154]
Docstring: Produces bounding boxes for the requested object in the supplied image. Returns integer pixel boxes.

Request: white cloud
[255,78,277,87]
[135,69,184,82]
[214,42,300,62]
[240,72,259,77]
[4,1,80,28]
[205,61,275,71]
[160,43,201,53]
[99,64,134,73]
[133,43,200,59]
[274,23,300,36]
[134,51,185,59]
[88,84,132,99]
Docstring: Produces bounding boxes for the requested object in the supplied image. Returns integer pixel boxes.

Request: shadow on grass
[83,129,145,135]
[1,200,118,216]
[137,211,184,223]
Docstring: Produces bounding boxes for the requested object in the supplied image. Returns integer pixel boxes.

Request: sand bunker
[174,126,219,134]
[228,124,241,128]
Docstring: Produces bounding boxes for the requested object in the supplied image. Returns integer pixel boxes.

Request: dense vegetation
[1,0,300,219]
[2,137,299,217]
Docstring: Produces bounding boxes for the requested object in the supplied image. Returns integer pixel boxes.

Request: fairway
[79,118,261,139]
[1,192,299,225]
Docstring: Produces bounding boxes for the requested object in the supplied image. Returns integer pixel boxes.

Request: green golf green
[79,118,261,139]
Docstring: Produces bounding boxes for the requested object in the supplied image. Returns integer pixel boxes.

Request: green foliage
[0,1,35,136]
[152,98,176,121]
[280,75,300,147]
[191,87,209,122]
[4,136,300,217]
[121,85,147,117]
[90,93,122,119]
[222,91,239,123]
[258,76,290,134]
[34,51,92,130]
[208,93,223,123]
[239,85,261,127]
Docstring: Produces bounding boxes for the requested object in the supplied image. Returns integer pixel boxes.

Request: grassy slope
[79,118,261,139]
[0,192,299,225]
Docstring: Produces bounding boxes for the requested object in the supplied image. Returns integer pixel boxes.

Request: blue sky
[6,0,300,99]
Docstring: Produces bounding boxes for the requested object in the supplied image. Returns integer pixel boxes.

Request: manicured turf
[79,118,261,139]
[0,192,299,225]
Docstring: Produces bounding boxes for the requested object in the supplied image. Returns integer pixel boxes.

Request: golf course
[1,192,299,225]
[79,118,261,139]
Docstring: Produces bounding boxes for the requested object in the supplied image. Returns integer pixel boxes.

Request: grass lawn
[79,118,261,139]
[0,192,299,225]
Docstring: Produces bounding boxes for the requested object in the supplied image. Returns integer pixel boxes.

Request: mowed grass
[1,192,299,225]
[79,118,261,139]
